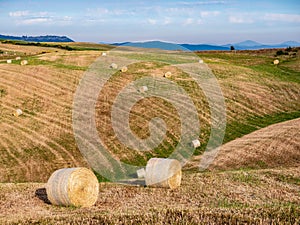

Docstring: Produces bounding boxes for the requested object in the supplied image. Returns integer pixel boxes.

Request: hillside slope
[0,43,299,182]
[186,118,300,171]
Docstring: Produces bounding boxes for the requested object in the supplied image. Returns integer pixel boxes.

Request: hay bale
[199,59,204,64]
[46,167,99,207]
[164,71,172,78]
[137,168,146,178]
[20,60,28,66]
[191,139,201,148]
[273,59,280,65]
[110,63,118,69]
[16,56,21,60]
[138,86,148,93]
[145,158,182,189]
[13,109,23,117]
[102,52,107,56]
[6,60,12,64]
[120,66,128,73]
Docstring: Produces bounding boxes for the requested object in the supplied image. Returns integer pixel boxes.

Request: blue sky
[0,0,299,44]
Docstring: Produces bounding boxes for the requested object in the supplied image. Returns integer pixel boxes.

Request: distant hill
[110,40,300,51]
[224,40,300,50]
[0,34,74,42]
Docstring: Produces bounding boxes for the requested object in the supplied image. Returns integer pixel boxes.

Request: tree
[230,45,235,51]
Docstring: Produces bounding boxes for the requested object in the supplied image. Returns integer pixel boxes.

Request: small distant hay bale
[102,52,107,56]
[273,59,280,65]
[6,59,12,64]
[199,59,204,64]
[145,158,182,189]
[110,63,118,69]
[46,167,99,207]
[16,56,21,60]
[164,71,172,78]
[191,139,201,148]
[20,60,28,66]
[137,168,146,178]
[13,109,23,117]
[120,66,128,73]
[138,86,148,93]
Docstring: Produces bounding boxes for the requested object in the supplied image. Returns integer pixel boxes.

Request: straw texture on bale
[20,60,28,66]
[110,63,118,69]
[120,66,128,73]
[191,139,201,148]
[137,168,146,178]
[273,59,280,65]
[13,109,23,117]
[145,158,182,189]
[139,86,148,93]
[164,71,172,78]
[6,60,12,64]
[46,167,99,207]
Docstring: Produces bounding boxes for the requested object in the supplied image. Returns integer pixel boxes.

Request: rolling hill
[0,41,299,224]
[111,40,300,51]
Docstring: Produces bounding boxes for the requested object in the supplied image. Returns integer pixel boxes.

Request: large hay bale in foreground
[46,167,99,207]
[145,158,182,189]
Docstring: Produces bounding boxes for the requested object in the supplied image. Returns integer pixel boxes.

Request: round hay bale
[102,52,107,56]
[199,59,204,64]
[110,63,118,69]
[20,60,28,66]
[46,167,99,207]
[13,109,23,117]
[164,71,172,78]
[138,86,148,93]
[6,59,12,64]
[16,56,21,60]
[273,59,279,65]
[191,139,201,148]
[137,168,146,178]
[120,66,128,73]
[145,158,182,189]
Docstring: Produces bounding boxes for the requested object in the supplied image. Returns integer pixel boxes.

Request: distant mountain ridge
[0,34,74,42]
[111,40,300,51]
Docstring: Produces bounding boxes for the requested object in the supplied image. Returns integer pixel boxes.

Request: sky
[0,0,299,44]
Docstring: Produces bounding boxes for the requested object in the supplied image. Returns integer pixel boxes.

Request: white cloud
[179,1,226,6]
[264,13,300,23]
[9,11,29,17]
[163,17,172,25]
[184,18,194,25]
[229,15,254,24]
[20,18,52,25]
[148,19,157,25]
[200,11,220,17]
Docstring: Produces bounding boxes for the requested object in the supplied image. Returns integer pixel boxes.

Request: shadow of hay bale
[35,188,51,204]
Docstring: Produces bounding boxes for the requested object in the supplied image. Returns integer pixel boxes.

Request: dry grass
[186,118,300,171]
[0,167,299,224]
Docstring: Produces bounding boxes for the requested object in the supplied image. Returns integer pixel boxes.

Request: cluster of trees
[0,40,75,51]
[276,47,298,56]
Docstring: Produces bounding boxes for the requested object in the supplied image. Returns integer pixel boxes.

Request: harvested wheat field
[0,41,299,224]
